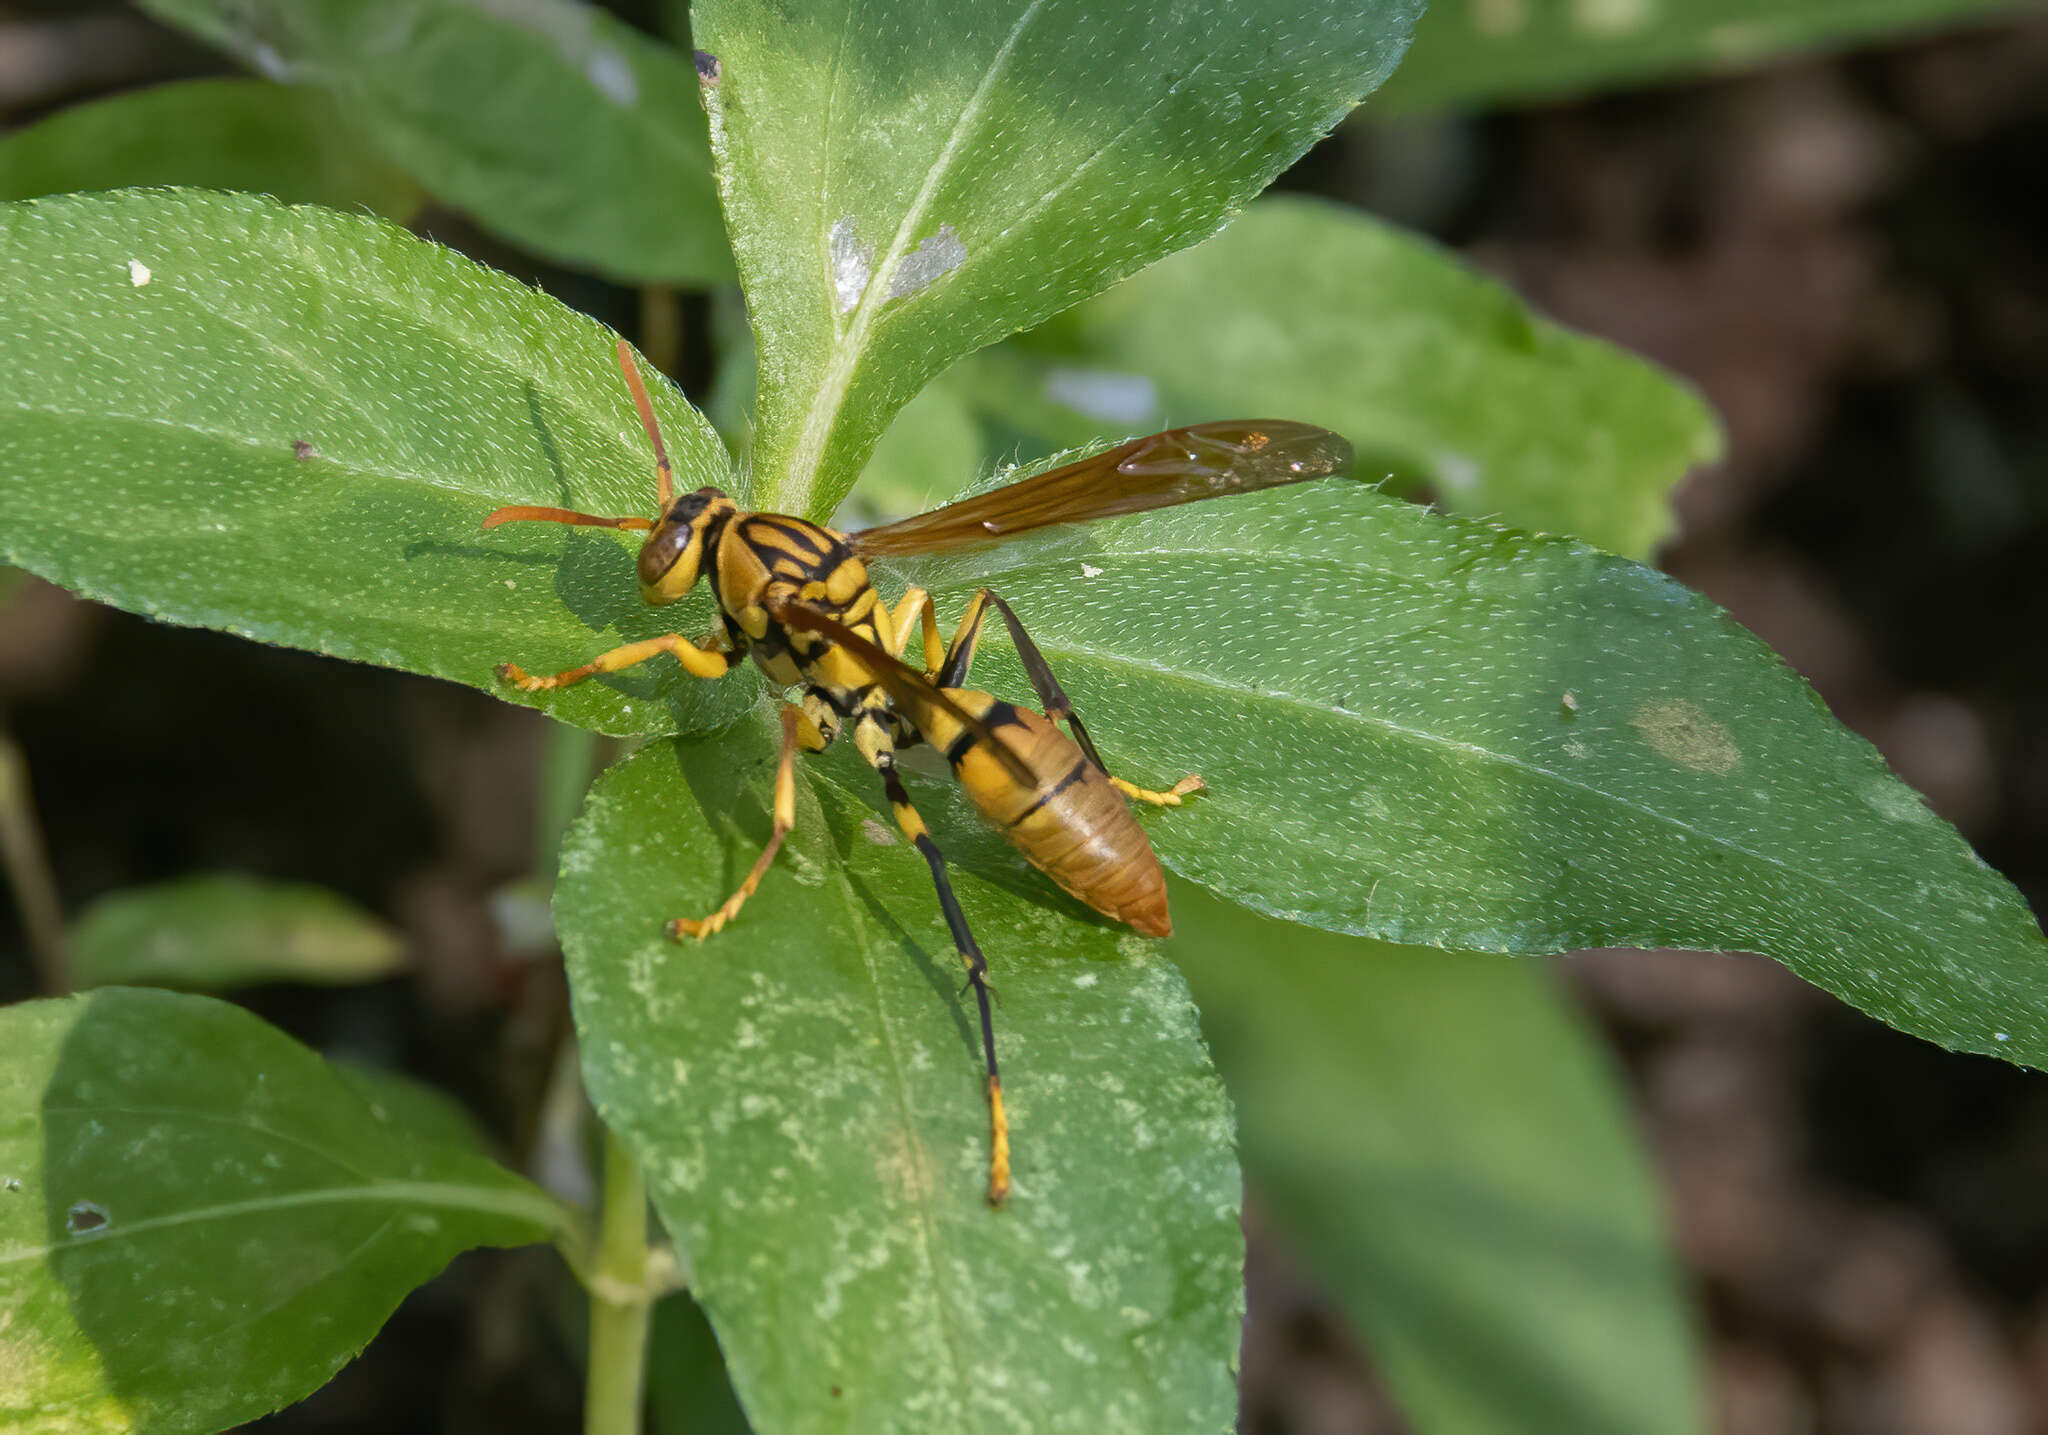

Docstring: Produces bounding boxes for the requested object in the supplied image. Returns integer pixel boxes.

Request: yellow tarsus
[986,1077,1011,1207]
[1112,773,1206,807]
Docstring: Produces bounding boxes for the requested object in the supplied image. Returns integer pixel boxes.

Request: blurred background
[2,1,2046,1431]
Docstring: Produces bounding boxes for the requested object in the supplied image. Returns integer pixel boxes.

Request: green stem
[0,721,68,993]
[585,1126,654,1435]
[537,721,603,876]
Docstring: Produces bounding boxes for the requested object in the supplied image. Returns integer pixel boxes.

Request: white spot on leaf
[886,224,966,300]
[585,45,637,104]
[829,218,873,314]
[127,260,151,287]
[1080,563,1104,579]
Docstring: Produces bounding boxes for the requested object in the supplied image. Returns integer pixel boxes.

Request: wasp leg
[880,764,1010,1206]
[669,704,815,940]
[970,589,1203,806]
[498,633,737,691]
[882,586,946,674]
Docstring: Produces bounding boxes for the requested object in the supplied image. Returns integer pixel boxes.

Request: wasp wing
[768,600,1037,787]
[848,420,1352,559]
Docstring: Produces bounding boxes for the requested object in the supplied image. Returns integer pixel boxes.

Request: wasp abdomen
[952,705,1171,938]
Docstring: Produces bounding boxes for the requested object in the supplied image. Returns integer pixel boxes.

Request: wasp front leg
[945,588,1203,806]
[668,703,819,940]
[499,632,739,691]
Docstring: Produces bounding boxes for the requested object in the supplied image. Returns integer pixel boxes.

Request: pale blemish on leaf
[861,817,897,845]
[1080,563,1104,579]
[1631,699,1740,775]
[1471,0,1530,36]
[873,1123,933,1206]
[886,224,967,301]
[584,45,637,105]
[1572,0,1655,34]
[127,259,151,287]
[1042,367,1158,426]
[830,218,873,314]
[1862,775,1934,826]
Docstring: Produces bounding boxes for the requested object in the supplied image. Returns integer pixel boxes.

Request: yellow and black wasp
[487,343,1352,1203]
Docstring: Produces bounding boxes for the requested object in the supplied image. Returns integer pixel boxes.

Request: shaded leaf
[69,873,405,990]
[0,988,564,1434]
[917,196,1722,558]
[0,189,751,737]
[558,716,1242,1435]
[0,78,421,220]
[1378,0,2035,112]
[1170,883,1704,1435]
[695,0,1425,515]
[890,476,2048,1070]
[139,0,729,283]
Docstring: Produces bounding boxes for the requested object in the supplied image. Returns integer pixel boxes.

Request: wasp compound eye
[637,522,698,588]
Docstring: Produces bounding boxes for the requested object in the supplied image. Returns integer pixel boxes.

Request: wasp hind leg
[668,703,818,940]
[953,588,1204,807]
[879,763,1010,1207]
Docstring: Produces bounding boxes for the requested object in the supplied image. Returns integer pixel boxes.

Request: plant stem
[0,721,68,993]
[639,285,682,379]
[585,1125,654,1435]
[537,721,602,877]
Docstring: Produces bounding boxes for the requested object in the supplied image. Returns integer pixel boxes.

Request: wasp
[487,343,1351,1204]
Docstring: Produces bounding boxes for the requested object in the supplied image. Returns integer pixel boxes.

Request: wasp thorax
[637,487,730,605]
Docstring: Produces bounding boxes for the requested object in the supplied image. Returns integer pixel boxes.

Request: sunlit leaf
[0,988,565,1434]
[696,0,1425,515]
[0,189,751,738]
[558,717,1242,1435]
[892,476,2048,1070]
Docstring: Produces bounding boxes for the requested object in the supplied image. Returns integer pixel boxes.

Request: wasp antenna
[481,505,654,532]
[615,339,674,510]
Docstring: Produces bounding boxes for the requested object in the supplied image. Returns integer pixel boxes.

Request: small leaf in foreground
[138,0,729,284]
[0,988,565,1435]
[69,872,405,990]
[558,717,1242,1435]
[0,78,422,221]
[1170,883,1704,1435]
[697,0,1425,516]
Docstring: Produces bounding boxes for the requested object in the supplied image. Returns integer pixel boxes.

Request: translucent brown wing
[767,600,1036,786]
[848,420,1353,560]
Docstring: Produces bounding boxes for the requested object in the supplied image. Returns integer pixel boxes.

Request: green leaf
[921,196,1722,558]
[891,478,2048,1069]
[1378,0,2035,112]
[0,78,422,221]
[138,0,729,284]
[648,1291,754,1435]
[557,717,1242,1435]
[335,1064,497,1157]
[0,189,751,737]
[695,0,1425,516]
[0,988,564,1434]
[1170,884,1704,1435]
[69,873,406,990]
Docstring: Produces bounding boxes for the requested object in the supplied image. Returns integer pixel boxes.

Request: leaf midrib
[0,1180,557,1267]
